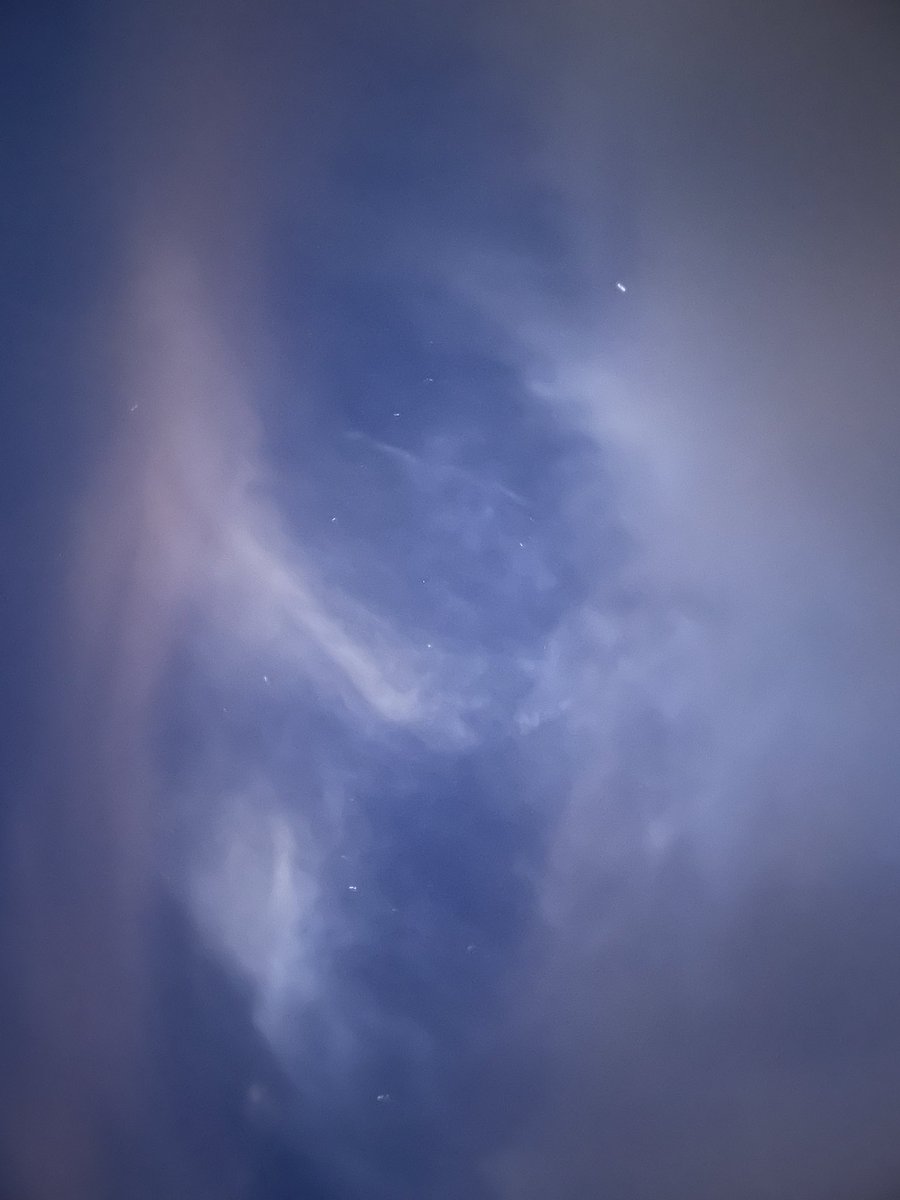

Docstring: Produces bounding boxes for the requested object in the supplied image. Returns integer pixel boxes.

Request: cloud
[445,4,900,1197]
[0,9,470,1195]
[10,3,900,1198]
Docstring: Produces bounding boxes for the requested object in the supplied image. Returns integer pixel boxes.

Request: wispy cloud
[10,4,900,1198]
[452,5,900,1198]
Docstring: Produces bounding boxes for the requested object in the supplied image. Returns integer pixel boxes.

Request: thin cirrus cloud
[462,5,900,1199]
[6,3,900,1199]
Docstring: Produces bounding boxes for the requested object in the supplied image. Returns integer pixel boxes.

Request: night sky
[4,3,900,1198]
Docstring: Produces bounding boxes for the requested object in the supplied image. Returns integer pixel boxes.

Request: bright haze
[3,3,900,1198]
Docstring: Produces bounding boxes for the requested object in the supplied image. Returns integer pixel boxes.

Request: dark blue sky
[5,4,900,1199]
